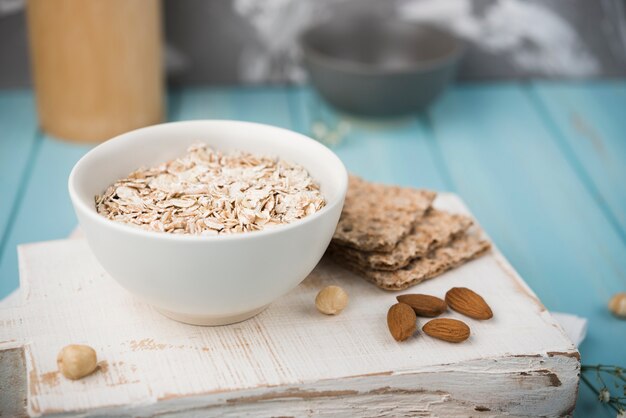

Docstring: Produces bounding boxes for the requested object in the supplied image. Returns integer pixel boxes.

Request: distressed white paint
[0,289,20,307]
[551,312,587,347]
[0,194,579,417]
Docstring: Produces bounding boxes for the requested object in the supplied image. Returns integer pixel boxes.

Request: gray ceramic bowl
[300,17,464,117]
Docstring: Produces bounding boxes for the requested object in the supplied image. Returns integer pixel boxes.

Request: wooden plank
[288,88,450,190]
[0,88,291,298]
[0,347,26,418]
[0,86,447,299]
[426,84,626,370]
[1,84,621,416]
[427,85,622,417]
[530,81,626,235]
[176,86,293,128]
[0,91,186,300]
[0,137,92,298]
[531,82,626,418]
[0,194,578,417]
[0,91,38,299]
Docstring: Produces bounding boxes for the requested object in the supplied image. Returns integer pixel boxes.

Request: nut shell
[315,285,349,315]
[387,303,417,341]
[609,292,626,318]
[422,318,470,343]
[396,294,447,317]
[445,287,493,320]
[57,344,98,380]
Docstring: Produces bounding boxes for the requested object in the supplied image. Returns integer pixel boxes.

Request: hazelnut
[609,293,626,318]
[315,285,349,315]
[57,344,98,380]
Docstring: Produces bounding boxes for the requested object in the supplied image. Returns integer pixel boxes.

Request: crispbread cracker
[334,233,491,290]
[332,176,436,252]
[331,210,473,270]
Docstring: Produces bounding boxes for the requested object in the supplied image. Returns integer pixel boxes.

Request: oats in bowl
[95,143,326,235]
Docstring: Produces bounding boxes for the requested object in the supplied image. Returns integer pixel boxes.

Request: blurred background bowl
[300,17,464,117]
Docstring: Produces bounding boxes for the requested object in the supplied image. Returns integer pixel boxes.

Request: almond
[445,287,493,320]
[387,303,417,341]
[422,318,470,343]
[396,294,447,317]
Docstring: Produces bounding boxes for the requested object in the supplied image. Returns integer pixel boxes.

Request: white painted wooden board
[0,194,579,417]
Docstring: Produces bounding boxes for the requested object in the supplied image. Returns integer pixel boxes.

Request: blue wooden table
[1,83,625,417]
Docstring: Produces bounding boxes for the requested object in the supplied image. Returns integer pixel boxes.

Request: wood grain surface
[0,195,578,416]
[0,82,624,417]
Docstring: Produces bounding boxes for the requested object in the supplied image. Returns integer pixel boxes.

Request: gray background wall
[1,0,626,89]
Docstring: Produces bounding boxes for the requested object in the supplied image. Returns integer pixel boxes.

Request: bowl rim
[300,18,465,76]
[68,120,348,242]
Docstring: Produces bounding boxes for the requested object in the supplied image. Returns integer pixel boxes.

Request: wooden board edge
[35,353,579,417]
[0,346,27,417]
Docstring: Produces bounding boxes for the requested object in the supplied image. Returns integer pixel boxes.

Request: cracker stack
[329,176,491,290]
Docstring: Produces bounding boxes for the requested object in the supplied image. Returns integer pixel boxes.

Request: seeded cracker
[332,176,436,252]
[330,210,473,271]
[334,233,491,291]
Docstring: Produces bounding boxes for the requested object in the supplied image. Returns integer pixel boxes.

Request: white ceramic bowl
[69,120,348,325]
